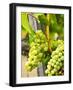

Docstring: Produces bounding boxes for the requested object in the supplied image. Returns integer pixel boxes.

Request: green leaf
[21,13,35,35]
[21,13,36,44]
[38,14,49,25]
[49,14,64,39]
[42,53,51,66]
[33,13,44,23]
[49,14,58,32]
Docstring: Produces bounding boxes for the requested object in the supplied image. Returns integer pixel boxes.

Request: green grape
[60,56,64,61]
[44,47,48,51]
[51,70,55,75]
[56,61,59,66]
[53,68,57,73]
[52,59,56,64]
[51,62,55,67]
[52,55,59,60]
[38,53,43,58]
[47,65,52,70]
[54,64,58,69]
[25,30,49,71]
[59,71,62,75]
[58,52,62,57]
[45,40,64,76]
[48,73,52,76]
[45,69,49,74]
[25,62,32,71]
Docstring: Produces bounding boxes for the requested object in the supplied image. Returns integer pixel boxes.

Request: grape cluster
[45,40,64,76]
[25,30,49,71]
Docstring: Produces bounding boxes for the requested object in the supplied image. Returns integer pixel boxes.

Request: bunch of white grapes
[25,30,49,71]
[45,40,64,76]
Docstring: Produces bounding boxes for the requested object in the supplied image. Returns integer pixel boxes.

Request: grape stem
[45,14,52,53]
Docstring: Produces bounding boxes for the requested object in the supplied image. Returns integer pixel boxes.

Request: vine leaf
[21,13,35,44]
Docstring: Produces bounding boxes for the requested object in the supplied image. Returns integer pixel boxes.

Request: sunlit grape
[58,52,62,57]
[60,56,64,61]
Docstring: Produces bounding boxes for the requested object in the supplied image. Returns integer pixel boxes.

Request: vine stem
[45,14,52,53]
